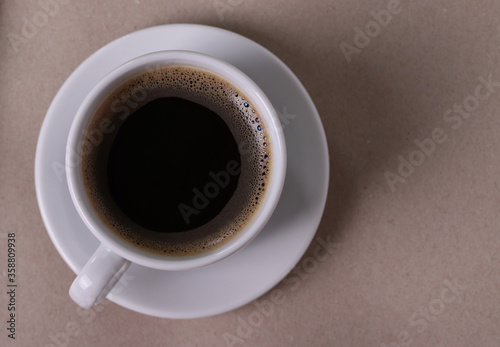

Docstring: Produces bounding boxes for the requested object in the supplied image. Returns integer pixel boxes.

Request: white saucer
[35,24,329,319]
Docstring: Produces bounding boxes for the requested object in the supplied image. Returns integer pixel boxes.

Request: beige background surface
[1,0,500,346]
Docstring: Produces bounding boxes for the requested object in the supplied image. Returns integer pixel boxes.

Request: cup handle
[69,243,131,309]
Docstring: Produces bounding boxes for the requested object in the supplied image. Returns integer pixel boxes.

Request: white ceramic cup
[66,50,286,309]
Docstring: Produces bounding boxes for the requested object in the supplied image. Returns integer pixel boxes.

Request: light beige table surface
[2,0,500,346]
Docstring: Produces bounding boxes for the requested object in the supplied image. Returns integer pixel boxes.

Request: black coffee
[81,66,272,256]
[107,96,241,232]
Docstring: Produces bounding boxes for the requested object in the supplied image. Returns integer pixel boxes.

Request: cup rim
[65,50,286,271]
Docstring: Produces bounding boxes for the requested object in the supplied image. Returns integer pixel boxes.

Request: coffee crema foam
[81,65,272,256]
